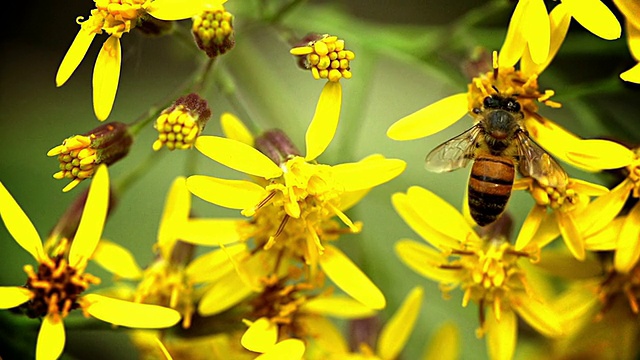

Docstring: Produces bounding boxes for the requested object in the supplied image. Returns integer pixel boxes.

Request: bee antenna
[491,85,500,95]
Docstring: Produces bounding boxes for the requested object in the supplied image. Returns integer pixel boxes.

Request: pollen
[290,34,355,82]
[153,94,211,151]
[48,135,98,192]
[192,4,235,59]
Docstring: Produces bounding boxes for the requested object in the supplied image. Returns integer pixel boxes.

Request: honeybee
[425,93,568,226]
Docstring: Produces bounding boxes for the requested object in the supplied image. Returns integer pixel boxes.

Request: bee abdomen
[468,155,515,226]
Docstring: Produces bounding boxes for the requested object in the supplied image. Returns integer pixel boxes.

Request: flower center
[91,0,149,36]
[291,34,355,82]
[153,105,200,151]
[626,153,640,198]
[21,254,100,321]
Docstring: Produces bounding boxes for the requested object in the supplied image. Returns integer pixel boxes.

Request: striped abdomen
[468,154,515,226]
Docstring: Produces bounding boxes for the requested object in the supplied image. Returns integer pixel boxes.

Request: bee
[425,93,568,226]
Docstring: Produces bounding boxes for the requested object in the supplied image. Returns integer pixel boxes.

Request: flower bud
[290,33,355,82]
[254,129,301,165]
[192,4,235,59]
[135,16,175,36]
[48,122,132,192]
[153,93,212,151]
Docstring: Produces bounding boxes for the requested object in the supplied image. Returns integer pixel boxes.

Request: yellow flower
[393,186,563,360]
[614,0,640,83]
[186,113,405,310]
[0,165,180,360]
[56,0,221,121]
[500,1,620,68]
[513,176,609,261]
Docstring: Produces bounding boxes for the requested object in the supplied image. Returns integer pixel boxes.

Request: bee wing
[424,125,481,173]
[516,130,569,188]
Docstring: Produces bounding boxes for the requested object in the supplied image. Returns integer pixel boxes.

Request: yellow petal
[620,62,640,84]
[186,243,246,284]
[83,293,181,328]
[92,239,142,280]
[623,14,640,59]
[198,269,254,316]
[195,136,282,179]
[377,286,423,360]
[563,0,621,40]
[56,28,96,87]
[557,212,585,261]
[576,180,631,237]
[387,93,468,140]
[522,0,550,64]
[530,213,561,249]
[221,112,255,146]
[301,296,377,319]
[585,217,623,251]
[319,245,386,310]
[299,315,349,356]
[422,322,460,360]
[0,182,45,261]
[566,139,634,170]
[486,307,517,360]
[36,314,65,360]
[157,177,190,259]
[146,0,208,20]
[93,36,121,121]
[241,317,278,353]
[332,158,406,192]
[395,239,463,284]
[614,202,640,273]
[522,3,571,76]
[255,339,305,360]
[305,81,342,161]
[179,218,244,246]
[186,175,267,210]
[515,205,546,251]
[498,0,528,67]
[512,293,563,337]
[69,165,109,268]
[0,286,32,309]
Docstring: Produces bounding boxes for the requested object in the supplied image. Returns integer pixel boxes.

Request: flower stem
[213,61,263,134]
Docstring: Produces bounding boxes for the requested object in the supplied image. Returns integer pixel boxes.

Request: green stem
[267,0,308,24]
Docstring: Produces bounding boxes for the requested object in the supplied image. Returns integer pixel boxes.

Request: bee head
[482,94,521,113]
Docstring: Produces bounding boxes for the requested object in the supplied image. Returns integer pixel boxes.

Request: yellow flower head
[393,186,563,360]
[56,0,221,120]
[48,122,133,192]
[192,3,235,59]
[290,34,355,83]
[0,166,180,359]
[153,93,212,151]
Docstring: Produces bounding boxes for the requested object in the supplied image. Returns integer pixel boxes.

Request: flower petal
[92,239,142,280]
[186,175,267,210]
[522,0,550,64]
[179,218,244,246]
[423,322,460,360]
[0,181,45,261]
[387,93,468,141]
[624,19,640,60]
[556,212,585,261]
[186,243,246,284]
[83,293,181,328]
[499,0,528,68]
[305,81,342,161]
[195,136,283,179]
[515,205,546,251]
[620,62,640,84]
[395,239,462,284]
[198,269,254,316]
[575,180,630,237]
[256,339,305,360]
[221,112,255,146]
[614,202,640,273]
[513,293,563,337]
[585,217,623,251]
[56,28,96,87]
[36,314,65,360]
[486,307,517,360]
[332,157,406,192]
[377,286,423,360]
[157,177,190,259]
[563,0,621,40]
[566,139,634,170]
[319,245,385,310]
[521,3,571,76]
[146,0,212,20]
[299,315,349,356]
[0,286,32,309]
[241,317,278,353]
[69,165,109,268]
[93,36,121,120]
[301,296,377,319]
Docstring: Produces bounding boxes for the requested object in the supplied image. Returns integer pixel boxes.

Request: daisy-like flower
[152,93,212,151]
[0,165,181,360]
[47,122,133,192]
[500,0,621,68]
[513,176,609,261]
[56,0,223,121]
[393,186,563,360]
[614,0,640,83]
[186,112,405,310]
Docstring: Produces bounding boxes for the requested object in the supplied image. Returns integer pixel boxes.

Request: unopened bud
[48,122,132,192]
[153,93,212,151]
[254,129,301,165]
[192,4,235,59]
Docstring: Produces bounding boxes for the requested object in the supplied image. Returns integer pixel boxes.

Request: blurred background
[1,0,638,359]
